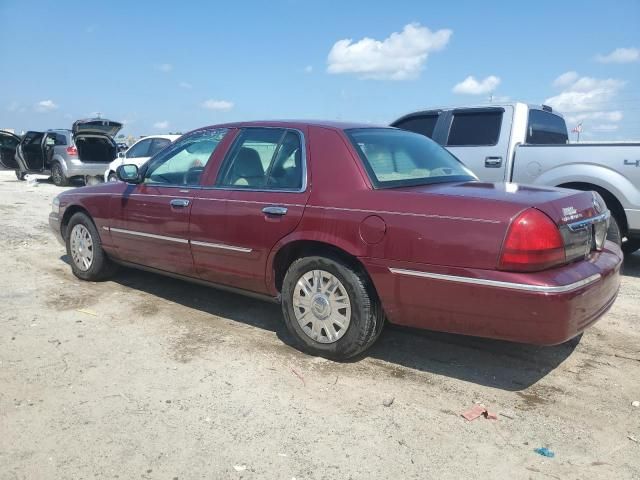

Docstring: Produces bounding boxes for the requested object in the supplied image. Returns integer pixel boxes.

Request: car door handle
[170,198,190,208]
[262,206,288,216]
[485,156,503,168]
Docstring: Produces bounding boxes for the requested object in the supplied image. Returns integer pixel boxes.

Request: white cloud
[179,81,192,89]
[153,121,169,130]
[452,75,501,95]
[304,65,313,74]
[553,71,578,88]
[201,99,234,111]
[156,63,173,73]
[327,23,452,80]
[545,72,625,126]
[34,100,58,112]
[595,47,639,64]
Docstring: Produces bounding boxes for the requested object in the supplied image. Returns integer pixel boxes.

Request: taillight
[498,208,565,272]
[66,146,78,156]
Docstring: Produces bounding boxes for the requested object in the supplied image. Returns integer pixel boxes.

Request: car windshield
[347,128,477,188]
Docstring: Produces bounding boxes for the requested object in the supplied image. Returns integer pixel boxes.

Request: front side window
[148,138,172,156]
[347,128,476,188]
[447,110,503,146]
[216,128,304,190]
[126,138,152,158]
[143,129,227,186]
[527,110,569,144]
[0,134,19,149]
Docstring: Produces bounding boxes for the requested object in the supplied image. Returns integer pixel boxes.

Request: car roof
[198,120,387,131]
[134,134,181,142]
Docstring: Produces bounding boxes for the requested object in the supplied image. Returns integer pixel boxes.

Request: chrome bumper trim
[389,268,602,293]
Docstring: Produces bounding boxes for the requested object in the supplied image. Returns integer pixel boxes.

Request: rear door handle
[262,206,288,216]
[170,198,190,208]
[485,156,503,168]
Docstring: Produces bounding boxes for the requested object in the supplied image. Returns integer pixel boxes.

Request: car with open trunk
[49,121,622,359]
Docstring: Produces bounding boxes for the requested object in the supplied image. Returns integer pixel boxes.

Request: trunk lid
[72,118,123,137]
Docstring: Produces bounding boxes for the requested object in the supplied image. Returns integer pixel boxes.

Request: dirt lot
[0,170,638,480]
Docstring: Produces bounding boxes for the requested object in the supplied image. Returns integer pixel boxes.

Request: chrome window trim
[190,240,252,253]
[307,205,500,224]
[213,127,308,193]
[389,268,602,293]
[109,227,189,244]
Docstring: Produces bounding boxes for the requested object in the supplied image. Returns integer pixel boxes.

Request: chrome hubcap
[70,224,94,271]
[293,270,351,344]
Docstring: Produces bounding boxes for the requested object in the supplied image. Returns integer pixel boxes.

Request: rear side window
[447,110,502,146]
[53,133,67,145]
[216,128,304,191]
[393,114,439,139]
[527,110,568,144]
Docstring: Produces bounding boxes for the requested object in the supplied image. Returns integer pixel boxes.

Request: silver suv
[14,118,123,186]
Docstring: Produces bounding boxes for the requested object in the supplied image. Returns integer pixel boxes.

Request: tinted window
[126,138,152,158]
[347,128,476,188]
[527,110,568,144]
[217,128,304,190]
[0,134,19,149]
[22,132,43,146]
[143,129,227,186]
[54,133,68,145]
[447,110,502,146]
[148,138,172,156]
[393,114,439,139]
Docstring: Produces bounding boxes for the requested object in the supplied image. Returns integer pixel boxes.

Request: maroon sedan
[49,121,622,359]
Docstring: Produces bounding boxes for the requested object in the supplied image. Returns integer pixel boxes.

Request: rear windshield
[347,128,476,188]
[527,110,568,144]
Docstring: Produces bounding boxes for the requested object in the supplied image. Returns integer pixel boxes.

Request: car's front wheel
[66,212,118,281]
[51,162,68,186]
[281,256,384,360]
[107,171,118,182]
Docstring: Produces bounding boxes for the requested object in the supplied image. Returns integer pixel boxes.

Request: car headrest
[233,147,264,177]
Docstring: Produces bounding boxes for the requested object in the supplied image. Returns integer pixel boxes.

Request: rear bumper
[63,159,111,177]
[363,242,622,345]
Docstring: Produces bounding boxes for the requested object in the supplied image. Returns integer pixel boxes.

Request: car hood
[391,181,604,228]
[72,118,123,137]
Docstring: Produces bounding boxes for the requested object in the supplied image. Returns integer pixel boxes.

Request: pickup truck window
[447,110,502,146]
[347,128,476,189]
[392,114,438,138]
[526,110,569,144]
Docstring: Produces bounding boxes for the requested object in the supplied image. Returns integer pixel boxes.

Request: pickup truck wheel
[15,170,26,181]
[607,215,622,246]
[66,212,118,281]
[51,163,68,187]
[622,239,640,255]
[281,256,383,360]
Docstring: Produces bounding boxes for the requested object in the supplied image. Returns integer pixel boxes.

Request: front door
[190,127,309,294]
[0,131,20,169]
[108,129,228,276]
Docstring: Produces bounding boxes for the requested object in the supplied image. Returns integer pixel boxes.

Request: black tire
[622,238,640,255]
[15,170,26,181]
[51,162,68,187]
[65,212,118,281]
[281,256,384,360]
[108,172,118,182]
[607,215,622,247]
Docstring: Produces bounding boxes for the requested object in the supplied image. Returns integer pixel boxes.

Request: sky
[1,0,639,141]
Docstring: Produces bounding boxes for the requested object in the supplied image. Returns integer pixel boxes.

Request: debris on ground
[534,447,555,458]
[233,465,247,472]
[632,400,640,408]
[290,367,305,386]
[461,404,498,421]
[76,308,98,317]
[383,397,395,407]
[628,435,639,443]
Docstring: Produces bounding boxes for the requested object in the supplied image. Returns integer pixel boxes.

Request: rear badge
[562,206,582,222]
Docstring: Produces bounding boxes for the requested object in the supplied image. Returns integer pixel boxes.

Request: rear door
[0,131,20,169]
[18,131,46,171]
[190,127,309,294]
[443,106,512,182]
[108,129,228,276]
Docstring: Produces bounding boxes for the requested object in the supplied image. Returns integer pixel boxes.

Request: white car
[104,134,180,182]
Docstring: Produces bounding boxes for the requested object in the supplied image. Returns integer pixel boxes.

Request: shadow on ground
[88,263,578,392]
[622,250,640,278]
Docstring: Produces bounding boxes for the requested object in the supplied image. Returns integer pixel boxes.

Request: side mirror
[116,164,141,183]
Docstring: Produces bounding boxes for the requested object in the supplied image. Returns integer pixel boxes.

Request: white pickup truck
[392,102,640,254]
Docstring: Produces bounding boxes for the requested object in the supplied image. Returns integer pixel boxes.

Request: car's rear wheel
[51,162,68,187]
[15,170,26,181]
[66,212,118,281]
[281,256,383,360]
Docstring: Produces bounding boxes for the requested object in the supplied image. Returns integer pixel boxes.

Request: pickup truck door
[189,127,309,295]
[442,106,513,182]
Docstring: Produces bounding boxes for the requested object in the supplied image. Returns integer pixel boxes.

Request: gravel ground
[0,171,639,480]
